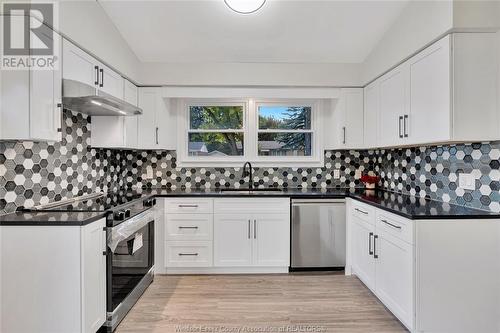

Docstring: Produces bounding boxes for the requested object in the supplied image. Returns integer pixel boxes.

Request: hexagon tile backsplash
[0,110,499,215]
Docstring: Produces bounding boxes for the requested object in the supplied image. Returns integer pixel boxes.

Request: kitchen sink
[220,188,283,193]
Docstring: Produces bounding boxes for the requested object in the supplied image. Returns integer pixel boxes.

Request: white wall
[59,1,140,82]
[362,1,453,84]
[453,0,500,30]
[139,62,362,87]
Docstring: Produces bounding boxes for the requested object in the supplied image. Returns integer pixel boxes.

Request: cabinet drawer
[350,200,375,225]
[166,214,212,241]
[214,198,289,214]
[165,199,213,214]
[376,211,413,245]
[165,241,213,267]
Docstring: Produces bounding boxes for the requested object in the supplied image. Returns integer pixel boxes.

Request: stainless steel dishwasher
[291,199,346,270]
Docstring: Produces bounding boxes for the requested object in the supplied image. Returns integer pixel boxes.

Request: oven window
[110,221,154,310]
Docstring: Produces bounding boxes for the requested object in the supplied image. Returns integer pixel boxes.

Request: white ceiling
[99,0,409,64]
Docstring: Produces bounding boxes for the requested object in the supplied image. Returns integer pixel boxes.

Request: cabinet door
[30,31,62,142]
[124,80,138,148]
[252,214,290,267]
[81,219,106,333]
[137,88,158,149]
[343,88,364,148]
[62,39,98,88]
[363,81,379,148]
[350,218,376,290]
[408,35,451,145]
[378,68,407,147]
[98,62,124,100]
[214,214,253,267]
[374,231,414,330]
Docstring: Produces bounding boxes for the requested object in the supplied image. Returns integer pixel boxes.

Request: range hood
[62,79,143,116]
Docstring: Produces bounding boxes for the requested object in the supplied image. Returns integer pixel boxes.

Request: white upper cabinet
[62,39,124,100]
[407,35,451,145]
[363,81,379,148]
[378,67,408,147]
[91,79,138,149]
[137,88,176,150]
[0,16,62,142]
[332,88,364,149]
[372,33,499,148]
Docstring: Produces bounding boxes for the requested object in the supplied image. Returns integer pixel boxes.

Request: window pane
[189,133,244,156]
[258,106,311,130]
[258,133,312,156]
[190,106,244,129]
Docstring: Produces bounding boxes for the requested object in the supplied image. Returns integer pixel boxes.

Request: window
[178,99,322,167]
[187,103,245,158]
[257,104,312,157]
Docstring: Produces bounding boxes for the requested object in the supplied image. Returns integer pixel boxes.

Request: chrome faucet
[242,162,253,190]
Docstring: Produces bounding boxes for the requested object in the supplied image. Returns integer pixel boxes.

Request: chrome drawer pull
[381,219,402,229]
[178,226,199,229]
[355,208,368,215]
[178,253,199,256]
[178,204,198,208]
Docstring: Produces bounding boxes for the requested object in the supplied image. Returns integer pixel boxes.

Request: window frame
[177,98,323,167]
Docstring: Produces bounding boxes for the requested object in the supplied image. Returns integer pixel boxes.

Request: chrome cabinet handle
[102,227,107,256]
[99,68,104,88]
[403,114,408,138]
[155,127,159,144]
[342,126,346,144]
[253,219,257,239]
[178,253,198,256]
[56,103,62,133]
[94,66,99,86]
[355,208,368,215]
[399,116,403,138]
[178,226,198,229]
[178,204,198,208]
[248,220,251,239]
[368,232,374,255]
[381,219,402,229]
[373,235,379,259]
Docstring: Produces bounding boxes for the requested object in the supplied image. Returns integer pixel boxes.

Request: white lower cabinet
[374,229,413,330]
[347,199,414,331]
[163,198,290,273]
[350,218,375,290]
[0,219,107,333]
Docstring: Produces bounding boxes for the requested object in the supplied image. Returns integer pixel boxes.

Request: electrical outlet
[146,166,154,179]
[459,173,475,191]
[355,170,362,179]
[333,170,340,179]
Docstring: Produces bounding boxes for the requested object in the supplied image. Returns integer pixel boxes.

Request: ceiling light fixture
[224,0,266,14]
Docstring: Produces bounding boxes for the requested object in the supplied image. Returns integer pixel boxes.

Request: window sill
[176,158,325,168]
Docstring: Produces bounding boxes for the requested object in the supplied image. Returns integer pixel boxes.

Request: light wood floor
[116,274,407,333]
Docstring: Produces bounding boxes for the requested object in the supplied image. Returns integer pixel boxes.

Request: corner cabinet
[137,87,176,150]
[372,33,500,148]
[160,198,290,274]
[0,16,62,142]
[0,219,107,333]
[346,198,500,333]
[331,88,364,149]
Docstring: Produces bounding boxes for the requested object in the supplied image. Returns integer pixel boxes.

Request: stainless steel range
[27,190,156,332]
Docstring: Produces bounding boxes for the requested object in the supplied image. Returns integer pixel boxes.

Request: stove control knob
[124,209,131,218]
[143,198,154,207]
[114,210,126,221]
[152,198,157,206]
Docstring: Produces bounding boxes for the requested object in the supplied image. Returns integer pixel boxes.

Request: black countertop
[0,211,107,226]
[1,188,499,226]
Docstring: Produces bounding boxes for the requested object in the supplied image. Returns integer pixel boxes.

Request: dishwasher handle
[292,199,345,206]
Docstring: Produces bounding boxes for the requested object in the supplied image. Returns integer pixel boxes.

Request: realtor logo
[2,2,59,70]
